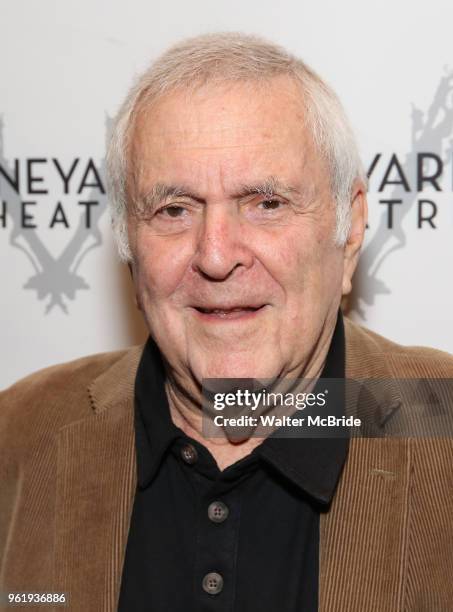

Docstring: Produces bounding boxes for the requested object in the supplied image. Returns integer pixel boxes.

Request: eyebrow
[232,176,301,199]
[138,176,303,211]
[139,183,206,210]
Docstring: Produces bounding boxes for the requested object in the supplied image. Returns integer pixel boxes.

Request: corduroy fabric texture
[1,318,453,611]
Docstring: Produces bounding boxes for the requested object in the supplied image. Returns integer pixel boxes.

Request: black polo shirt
[118,312,348,611]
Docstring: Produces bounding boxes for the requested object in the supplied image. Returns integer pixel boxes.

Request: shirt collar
[256,310,349,505]
[134,310,348,505]
[134,338,181,489]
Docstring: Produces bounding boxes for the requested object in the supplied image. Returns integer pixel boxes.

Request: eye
[157,205,187,218]
[259,199,283,210]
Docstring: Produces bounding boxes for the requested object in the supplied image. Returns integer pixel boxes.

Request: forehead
[130,76,325,194]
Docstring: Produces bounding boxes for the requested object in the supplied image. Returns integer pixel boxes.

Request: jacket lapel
[319,319,409,611]
[53,347,142,611]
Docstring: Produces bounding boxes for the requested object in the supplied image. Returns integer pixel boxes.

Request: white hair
[106,32,366,262]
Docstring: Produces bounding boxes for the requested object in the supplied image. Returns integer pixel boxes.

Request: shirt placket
[178,440,245,612]
[195,480,242,612]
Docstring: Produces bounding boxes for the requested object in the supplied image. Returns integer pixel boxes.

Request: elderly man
[1,33,453,612]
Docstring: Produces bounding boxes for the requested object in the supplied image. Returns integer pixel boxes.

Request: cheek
[133,230,191,301]
[258,224,342,306]
[259,227,318,283]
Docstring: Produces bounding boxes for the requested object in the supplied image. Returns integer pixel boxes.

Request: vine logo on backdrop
[347,70,453,317]
[0,118,110,313]
[1,71,452,314]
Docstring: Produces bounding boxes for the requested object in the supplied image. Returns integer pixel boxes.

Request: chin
[194,352,279,380]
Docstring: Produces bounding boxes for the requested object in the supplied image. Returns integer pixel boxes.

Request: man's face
[128,76,347,381]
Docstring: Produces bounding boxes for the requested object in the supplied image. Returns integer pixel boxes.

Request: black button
[202,572,223,595]
[180,443,198,464]
[208,501,229,523]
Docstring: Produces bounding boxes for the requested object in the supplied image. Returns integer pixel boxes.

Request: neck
[164,313,338,471]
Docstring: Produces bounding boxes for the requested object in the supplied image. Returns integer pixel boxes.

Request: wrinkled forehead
[131,76,311,149]
[127,76,328,199]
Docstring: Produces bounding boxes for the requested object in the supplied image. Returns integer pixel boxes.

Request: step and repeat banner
[1,0,452,389]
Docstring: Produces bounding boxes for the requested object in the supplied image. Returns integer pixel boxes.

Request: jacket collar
[53,347,142,610]
[88,345,143,414]
[319,318,407,610]
[344,317,403,428]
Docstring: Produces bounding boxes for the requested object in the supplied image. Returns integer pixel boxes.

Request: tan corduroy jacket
[1,318,453,611]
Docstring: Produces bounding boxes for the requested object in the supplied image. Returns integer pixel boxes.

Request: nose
[192,204,254,280]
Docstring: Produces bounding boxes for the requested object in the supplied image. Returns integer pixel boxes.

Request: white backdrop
[1,0,452,389]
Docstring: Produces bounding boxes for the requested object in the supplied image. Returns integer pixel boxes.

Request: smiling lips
[192,304,267,320]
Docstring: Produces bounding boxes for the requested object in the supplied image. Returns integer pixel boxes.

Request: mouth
[190,304,268,321]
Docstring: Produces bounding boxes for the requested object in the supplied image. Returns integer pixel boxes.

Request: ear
[342,180,368,296]
[127,261,142,311]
